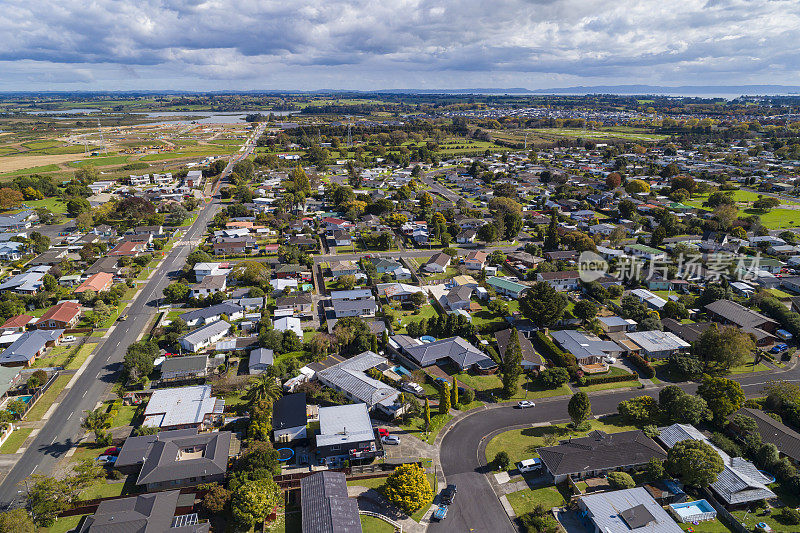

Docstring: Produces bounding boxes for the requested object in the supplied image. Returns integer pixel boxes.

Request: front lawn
[26,374,71,421]
[506,486,566,516]
[399,413,452,445]
[360,516,395,533]
[484,415,637,466]
[578,380,643,393]
[0,427,33,453]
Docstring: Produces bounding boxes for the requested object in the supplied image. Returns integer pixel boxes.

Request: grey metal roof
[704,299,777,330]
[496,328,543,366]
[180,303,243,324]
[115,428,198,469]
[657,423,775,505]
[625,331,690,353]
[301,471,363,533]
[401,336,495,370]
[143,385,221,428]
[317,403,374,448]
[136,430,232,486]
[0,329,63,364]
[161,355,207,376]
[332,298,376,314]
[179,320,230,347]
[550,330,623,360]
[248,348,274,370]
[317,351,399,409]
[579,487,682,533]
[330,289,373,300]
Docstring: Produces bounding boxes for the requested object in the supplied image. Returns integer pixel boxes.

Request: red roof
[75,272,113,293]
[36,301,81,325]
[109,241,142,255]
[1,315,32,329]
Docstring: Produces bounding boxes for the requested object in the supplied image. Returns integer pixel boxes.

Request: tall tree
[568,391,591,427]
[520,282,568,328]
[544,210,560,251]
[698,376,745,421]
[451,377,459,406]
[694,325,754,372]
[423,397,431,431]
[501,329,523,398]
[244,375,282,407]
[666,439,724,487]
[439,382,451,414]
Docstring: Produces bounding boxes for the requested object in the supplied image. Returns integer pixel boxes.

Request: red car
[104,447,121,456]
[376,428,389,437]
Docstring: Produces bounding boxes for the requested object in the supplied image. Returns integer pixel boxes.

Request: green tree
[81,406,111,441]
[244,375,282,407]
[568,391,591,427]
[27,475,72,527]
[424,397,431,431]
[539,367,570,388]
[383,464,433,514]
[501,328,523,398]
[451,377,459,406]
[0,508,36,533]
[520,282,568,328]
[698,376,745,420]
[645,457,665,481]
[625,179,651,194]
[694,325,755,372]
[573,300,598,326]
[439,382,451,414]
[231,477,282,527]
[544,210,560,251]
[607,471,635,489]
[494,451,510,471]
[202,483,232,514]
[666,439,724,487]
[617,395,659,424]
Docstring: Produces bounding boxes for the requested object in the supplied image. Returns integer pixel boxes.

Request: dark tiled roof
[662,318,714,343]
[76,490,209,533]
[538,430,666,476]
[301,471,362,533]
[496,328,543,366]
[134,430,232,486]
[732,408,800,463]
[273,393,307,430]
[704,299,777,330]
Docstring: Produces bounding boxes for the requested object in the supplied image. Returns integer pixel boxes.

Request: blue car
[433,505,448,521]
[771,343,789,354]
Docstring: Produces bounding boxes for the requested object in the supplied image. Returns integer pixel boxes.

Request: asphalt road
[429,363,800,533]
[0,123,267,506]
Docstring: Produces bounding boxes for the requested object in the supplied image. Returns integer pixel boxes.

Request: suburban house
[273,392,308,444]
[74,272,114,294]
[0,314,32,333]
[389,335,498,373]
[331,289,377,319]
[423,253,452,273]
[315,403,381,465]
[108,241,146,256]
[0,329,63,367]
[487,276,529,298]
[658,423,775,507]
[496,328,545,373]
[35,301,81,330]
[193,262,232,282]
[538,429,667,483]
[179,320,230,352]
[506,251,545,269]
[190,274,227,298]
[730,408,800,466]
[114,428,232,491]
[160,355,209,382]
[598,316,638,334]
[301,471,362,533]
[663,318,714,344]
[456,229,476,244]
[631,288,667,311]
[624,243,667,261]
[704,300,778,346]
[316,351,403,418]
[445,285,474,311]
[180,303,244,328]
[142,385,224,430]
[0,266,50,294]
[75,490,209,533]
[275,316,303,338]
[625,330,690,359]
[550,330,623,364]
[275,294,313,316]
[537,270,580,292]
[376,283,424,302]
[248,348,274,374]
[329,261,360,278]
[464,250,488,271]
[212,238,255,256]
[576,487,683,533]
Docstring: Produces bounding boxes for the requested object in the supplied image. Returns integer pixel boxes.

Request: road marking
[96,371,102,379]
[67,411,73,420]
[50,436,57,446]
[30,466,37,475]
[82,390,87,398]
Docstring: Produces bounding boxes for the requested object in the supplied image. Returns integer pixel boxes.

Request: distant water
[21,109,297,124]
[27,108,102,114]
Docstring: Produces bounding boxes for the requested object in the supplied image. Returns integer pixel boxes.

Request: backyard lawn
[41,515,87,533]
[400,413,452,445]
[485,415,637,466]
[505,486,567,516]
[360,516,395,533]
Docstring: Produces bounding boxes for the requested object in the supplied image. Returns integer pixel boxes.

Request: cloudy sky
[1,0,799,91]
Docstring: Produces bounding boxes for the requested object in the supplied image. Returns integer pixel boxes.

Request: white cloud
[0,0,798,89]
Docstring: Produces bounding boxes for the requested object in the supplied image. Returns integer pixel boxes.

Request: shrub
[627,353,655,379]
[710,432,743,458]
[534,332,579,378]
[460,388,475,405]
[495,451,510,471]
[778,507,800,525]
[578,372,637,387]
[607,471,635,489]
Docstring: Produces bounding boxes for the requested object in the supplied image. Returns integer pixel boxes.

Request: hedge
[578,372,638,387]
[534,331,579,378]
[628,353,656,379]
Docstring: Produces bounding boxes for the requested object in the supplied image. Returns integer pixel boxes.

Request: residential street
[0,125,268,507]
[429,363,800,533]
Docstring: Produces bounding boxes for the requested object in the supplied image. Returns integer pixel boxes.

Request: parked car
[376,428,389,438]
[401,382,425,397]
[441,484,457,505]
[771,343,789,354]
[96,455,117,465]
[62,335,76,343]
[433,505,448,521]
[517,400,535,409]
[381,435,400,445]
[104,447,121,456]
[516,458,543,474]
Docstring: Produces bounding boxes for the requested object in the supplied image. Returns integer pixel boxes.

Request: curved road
[429,362,800,533]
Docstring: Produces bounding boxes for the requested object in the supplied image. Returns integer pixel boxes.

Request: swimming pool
[391,365,412,377]
[669,500,717,523]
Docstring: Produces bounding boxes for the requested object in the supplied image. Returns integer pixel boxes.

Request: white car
[517,400,535,409]
[381,435,401,445]
[604,357,617,364]
[516,458,543,473]
[63,335,76,343]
